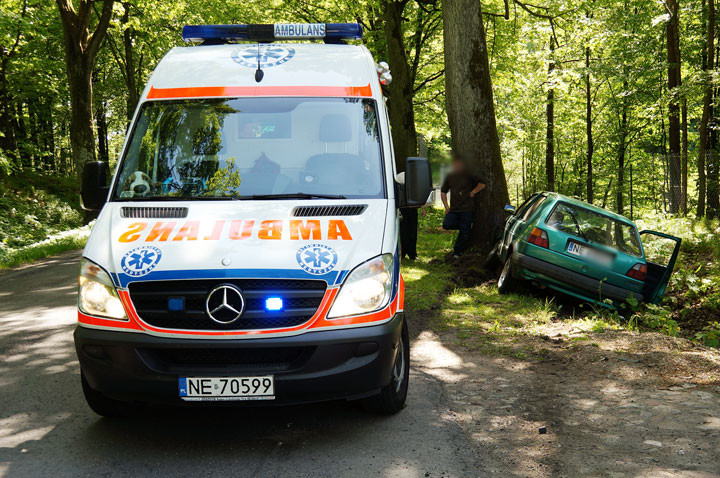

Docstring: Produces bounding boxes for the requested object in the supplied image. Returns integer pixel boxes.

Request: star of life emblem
[296,244,338,275]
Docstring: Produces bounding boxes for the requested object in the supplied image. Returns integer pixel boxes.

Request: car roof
[538,192,636,226]
[142,43,379,100]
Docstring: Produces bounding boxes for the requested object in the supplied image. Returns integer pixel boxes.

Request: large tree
[381,0,418,168]
[698,0,714,217]
[55,0,114,175]
[443,0,509,250]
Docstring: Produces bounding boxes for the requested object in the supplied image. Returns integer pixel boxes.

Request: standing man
[441,155,486,258]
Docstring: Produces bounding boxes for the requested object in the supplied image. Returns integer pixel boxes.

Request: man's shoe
[453,254,460,259]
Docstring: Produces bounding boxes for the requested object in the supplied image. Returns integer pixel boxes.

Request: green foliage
[630,304,680,336]
[695,322,720,348]
[0,173,83,254]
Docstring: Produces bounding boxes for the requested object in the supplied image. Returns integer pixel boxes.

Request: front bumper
[75,313,403,406]
[512,252,642,304]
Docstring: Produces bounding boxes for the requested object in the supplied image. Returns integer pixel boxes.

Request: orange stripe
[146,84,373,99]
[78,282,401,337]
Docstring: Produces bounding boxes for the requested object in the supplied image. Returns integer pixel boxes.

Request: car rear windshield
[112,97,385,200]
[545,202,642,256]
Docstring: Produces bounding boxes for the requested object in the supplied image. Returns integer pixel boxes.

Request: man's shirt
[441,172,484,212]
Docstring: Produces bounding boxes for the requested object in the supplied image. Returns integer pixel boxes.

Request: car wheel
[497,254,518,294]
[81,372,135,418]
[362,319,410,415]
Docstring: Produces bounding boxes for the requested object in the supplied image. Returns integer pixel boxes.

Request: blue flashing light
[168,297,185,312]
[265,297,284,311]
[182,23,362,44]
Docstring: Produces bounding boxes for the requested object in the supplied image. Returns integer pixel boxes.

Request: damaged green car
[493,193,681,307]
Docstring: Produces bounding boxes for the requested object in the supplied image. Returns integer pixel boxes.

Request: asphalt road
[0,251,479,478]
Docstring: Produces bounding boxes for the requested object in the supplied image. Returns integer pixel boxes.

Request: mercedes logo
[205,284,245,324]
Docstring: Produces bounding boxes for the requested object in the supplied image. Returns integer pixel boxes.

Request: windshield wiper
[233,193,347,200]
[567,209,590,242]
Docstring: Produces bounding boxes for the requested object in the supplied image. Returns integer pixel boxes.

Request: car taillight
[528,227,549,248]
[627,263,647,281]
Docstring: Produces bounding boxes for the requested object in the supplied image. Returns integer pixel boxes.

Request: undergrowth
[402,208,720,350]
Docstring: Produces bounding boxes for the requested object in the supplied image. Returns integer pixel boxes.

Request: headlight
[328,254,393,318]
[78,258,127,320]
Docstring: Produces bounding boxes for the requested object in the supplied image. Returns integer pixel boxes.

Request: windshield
[112,98,385,200]
[545,202,642,256]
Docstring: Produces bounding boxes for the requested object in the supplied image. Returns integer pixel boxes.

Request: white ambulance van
[76,23,432,416]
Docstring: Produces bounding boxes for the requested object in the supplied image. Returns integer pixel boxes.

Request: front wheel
[497,254,519,294]
[362,319,410,415]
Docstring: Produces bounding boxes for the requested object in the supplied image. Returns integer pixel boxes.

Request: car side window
[521,196,546,221]
[514,194,539,219]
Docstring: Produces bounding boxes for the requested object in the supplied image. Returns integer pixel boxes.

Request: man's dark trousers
[443,211,473,255]
[400,207,418,259]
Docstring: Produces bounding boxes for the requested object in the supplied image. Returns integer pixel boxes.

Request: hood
[84,200,388,288]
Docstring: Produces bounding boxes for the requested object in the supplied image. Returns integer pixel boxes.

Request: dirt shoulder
[411,324,720,477]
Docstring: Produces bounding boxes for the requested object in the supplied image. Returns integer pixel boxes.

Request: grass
[0,234,88,270]
[401,207,720,355]
[0,171,86,269]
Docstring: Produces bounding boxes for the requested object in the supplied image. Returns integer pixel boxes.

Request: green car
[493,192,681,307]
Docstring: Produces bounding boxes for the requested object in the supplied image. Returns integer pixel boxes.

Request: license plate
[567,242,612,266]
[179,376,274,401]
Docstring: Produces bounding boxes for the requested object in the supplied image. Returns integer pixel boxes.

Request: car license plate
[567,242,612,266]
[179,376,274,401]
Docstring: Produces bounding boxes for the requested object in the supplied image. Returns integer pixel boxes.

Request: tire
[497,254,518,294]
[362,319,410,415]
[81,372,135,418]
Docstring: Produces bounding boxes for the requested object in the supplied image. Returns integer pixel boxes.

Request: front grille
[138,346,315,373]
[128,279,327,331]
[293,204,367,217]
[120,206,188,218]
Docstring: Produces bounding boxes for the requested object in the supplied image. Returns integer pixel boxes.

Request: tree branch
[86,0,114,61]
[414,69,444,93]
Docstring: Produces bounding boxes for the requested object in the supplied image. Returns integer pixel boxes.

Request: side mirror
[504,204,516,214]
[81,161,109,211]
[403,157,432,208]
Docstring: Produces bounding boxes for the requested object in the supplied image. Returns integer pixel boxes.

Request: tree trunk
[122,2,139,121]
[617,88,628,216]
[708,83,720,217]
[55,0,114,178]
[0,59,17,158]
[443,0,509,251]
[96,100,109,164]
[585,45,593,204]
[681,98,688,214]
[699,0,712,217]
[382,0,418,171]
[66,57,97,173]
[666,0,682,213]
[545,35,555,192]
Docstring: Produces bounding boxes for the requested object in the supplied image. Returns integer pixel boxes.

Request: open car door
[639,230,681,304]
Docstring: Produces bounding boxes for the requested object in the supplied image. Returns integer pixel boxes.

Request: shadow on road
[0,251,478,478]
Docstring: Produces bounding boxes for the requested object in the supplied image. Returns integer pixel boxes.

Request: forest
[1,0,717,216]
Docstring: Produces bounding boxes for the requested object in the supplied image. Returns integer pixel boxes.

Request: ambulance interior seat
[301,114,364,195]
[239,153,291,195]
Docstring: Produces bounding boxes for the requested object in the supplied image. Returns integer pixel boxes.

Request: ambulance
[75,23,432,416]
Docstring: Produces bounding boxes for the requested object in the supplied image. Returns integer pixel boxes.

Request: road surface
[0,251,479,478]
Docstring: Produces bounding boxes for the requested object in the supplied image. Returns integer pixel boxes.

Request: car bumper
[512,252,643,304]
[75,313,403,406]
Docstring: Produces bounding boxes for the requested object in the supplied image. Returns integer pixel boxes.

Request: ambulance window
[113,98,386,200]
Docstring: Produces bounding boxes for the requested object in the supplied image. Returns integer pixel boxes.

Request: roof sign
[182,23,363,44]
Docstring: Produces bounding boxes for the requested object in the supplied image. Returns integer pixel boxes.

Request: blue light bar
[265,297,284,311]
[182,23,362,44]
